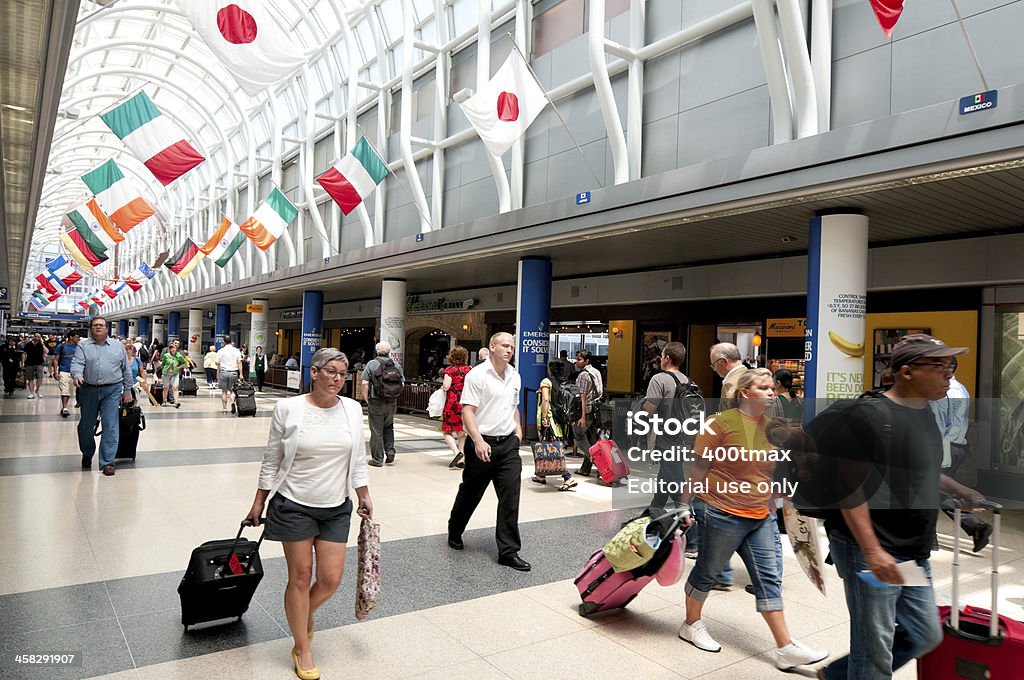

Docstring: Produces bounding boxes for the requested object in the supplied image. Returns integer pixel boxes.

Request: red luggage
[918,503,1024,679]
[590,439,630,484]
[575,509,686,617]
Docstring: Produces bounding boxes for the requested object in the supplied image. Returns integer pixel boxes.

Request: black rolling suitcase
[180,369,198,396]
[115,404,145,460]
[178,520,265,631]
[234,380,256,417]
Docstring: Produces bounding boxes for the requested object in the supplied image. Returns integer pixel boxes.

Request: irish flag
[200,217,246,267]
[165,239,204,279]
[316,137,389,215]
[63,198,123,252]
[239,188,298,251]
[60,230,108,271]
[46,255,83,289]
[81,159,155,231]
[100,91,205,186]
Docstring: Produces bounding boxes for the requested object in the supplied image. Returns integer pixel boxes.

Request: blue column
[804,211,869,418]
[168,311,181,342]
[515,257,552,440]
[138,316,151,343]
[301,291,324,393]
[215,304,231,350]
[118,319,129,338]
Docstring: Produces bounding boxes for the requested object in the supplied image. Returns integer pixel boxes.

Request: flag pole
[354,123,435,230]
[505,34,605,189]
[948,0,989,91]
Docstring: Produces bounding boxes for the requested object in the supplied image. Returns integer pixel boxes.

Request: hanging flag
[165,239,204,279]
[90,290,108,307]
[100,91,205,186]
[139,261,156,280]
[316,137,389,215]
[35,273,59,295]
[123,262,154,291]
[60,230,108,271]
[869,0,905,38]
[62,198,124,252]
[46,255,83,289]
[31,290,53,309]
[239,188,298,251]
[81,159,156,232]
[78,297,93,311]
[172,0,306,97]
[200,217,247,267]
[102,283,119,300]
[123,274,143,292]
[458,51,548,157]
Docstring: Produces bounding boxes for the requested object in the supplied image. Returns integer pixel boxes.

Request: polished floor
[1,380,1021,680]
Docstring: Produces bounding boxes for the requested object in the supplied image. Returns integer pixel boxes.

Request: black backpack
[554,381,582,427]
[139,345,151,363]
[665,372,705,444]
[782,390,892,520]
[372,358,404,399]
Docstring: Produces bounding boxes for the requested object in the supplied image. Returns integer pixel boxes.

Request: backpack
[554,381,582,427]
[581,365,604,401]
[665,372,705,445]
[372,358,404,399]
[139,345,151,363]
[782,390,892,520]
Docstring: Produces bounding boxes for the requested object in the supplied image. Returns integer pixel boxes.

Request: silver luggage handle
[950,501,1002,640]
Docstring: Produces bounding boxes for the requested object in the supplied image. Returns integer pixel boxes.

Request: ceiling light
[1,104,28,112]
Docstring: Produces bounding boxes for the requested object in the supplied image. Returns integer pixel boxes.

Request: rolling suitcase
[115,404,145,461]
[918,502,1024,678]
[178,519,265,631]
[234,380,257,417]
[590,438,631,484]
[575,509,685,616]
[179,370,198,396]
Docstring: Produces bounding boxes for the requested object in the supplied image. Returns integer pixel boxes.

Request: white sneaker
[27,393,35,399]
[774,639,828,670]
[678,620,721,653]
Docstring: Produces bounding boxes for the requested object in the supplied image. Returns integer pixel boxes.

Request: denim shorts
[265,494,353,543]
[684,502,784,612]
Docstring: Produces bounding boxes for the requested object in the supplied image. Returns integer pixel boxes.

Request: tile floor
[0,380,1020,679]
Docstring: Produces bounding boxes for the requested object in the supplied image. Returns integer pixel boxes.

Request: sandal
[558,480,578,492]
[530,476,547,485]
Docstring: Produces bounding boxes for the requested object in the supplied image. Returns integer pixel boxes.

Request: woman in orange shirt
[677,368,828,672]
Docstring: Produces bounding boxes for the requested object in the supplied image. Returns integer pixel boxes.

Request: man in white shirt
[710,342,745,410]
[215,336,243,413]
[447,332,530,571]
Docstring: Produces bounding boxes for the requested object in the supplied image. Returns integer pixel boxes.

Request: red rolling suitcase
[590,438,630,484]
[918,503,1024,679]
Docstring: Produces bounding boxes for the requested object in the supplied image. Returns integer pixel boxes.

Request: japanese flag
[458,51,548,157]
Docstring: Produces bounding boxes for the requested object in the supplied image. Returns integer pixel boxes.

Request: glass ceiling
[30,0,495,299]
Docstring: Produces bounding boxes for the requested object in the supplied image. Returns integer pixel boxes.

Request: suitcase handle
[950,502,1002,640]
[220,518,266,577]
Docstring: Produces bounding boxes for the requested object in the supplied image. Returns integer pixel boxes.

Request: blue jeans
[688,499,783,586]
[78,384,123,468]
[684,503,783,612]
[821,532,943,680]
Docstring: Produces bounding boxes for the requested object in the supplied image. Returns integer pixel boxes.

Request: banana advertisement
[804,214,869,404]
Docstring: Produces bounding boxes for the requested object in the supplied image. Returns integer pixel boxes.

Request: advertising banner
[187,308,203,361]
[301,291,324,392]
[380,280,406,369]
[515,257,552,434]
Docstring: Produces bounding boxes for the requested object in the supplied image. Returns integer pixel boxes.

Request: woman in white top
[246,348,373,680]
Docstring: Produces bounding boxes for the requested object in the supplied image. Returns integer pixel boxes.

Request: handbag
[355,516,381,620]
[530,428,567,476]
[427,388,444,418]
[602,517,660,572]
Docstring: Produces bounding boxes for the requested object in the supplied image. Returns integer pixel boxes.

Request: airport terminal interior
[3,0,1024,678]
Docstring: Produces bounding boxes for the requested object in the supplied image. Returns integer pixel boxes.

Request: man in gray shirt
[71,317,134,476]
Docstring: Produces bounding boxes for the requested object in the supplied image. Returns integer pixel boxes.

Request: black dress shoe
[972,522,994,553]
[81,456,92,469]
[368,459,383,468]
[498,554,531,571]
[447,535,464,550]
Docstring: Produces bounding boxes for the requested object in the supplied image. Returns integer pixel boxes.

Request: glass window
[376,0,403,44]
[605,0,629,20]
[415,74,436,121]
[450,0,479,35]
[534,0,584,56]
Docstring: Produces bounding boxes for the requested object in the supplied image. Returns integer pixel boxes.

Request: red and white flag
[458,51,548,157]
[869,0,905,38]
[172,0,306,97]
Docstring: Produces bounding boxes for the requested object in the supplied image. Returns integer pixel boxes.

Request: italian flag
[46,255,83,289]
[63,198,123,252]
[81,159,156,232]
[200,217,247,267]
[60,230,108,271]
[165,238,204,279]
[316,137,389,215]
[240,188,298,251]
[100,91,205,186]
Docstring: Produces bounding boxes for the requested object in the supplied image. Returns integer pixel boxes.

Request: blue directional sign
[959,89,997,115]
[576,191,591,205]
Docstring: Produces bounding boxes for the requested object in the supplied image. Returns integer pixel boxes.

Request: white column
[187,308,204,365]
[127,318,138,341]
[153,314,166,344]
[380,280,407,369]
[249,298,269,354]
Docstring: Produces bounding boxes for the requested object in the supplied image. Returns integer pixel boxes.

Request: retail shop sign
[959,89,997,115]
[766,318,806,338]
[0,287,7,300]
[406,296,476,314]
[575,191,591,205]
[246,304,264,313]
[282,310,303,319]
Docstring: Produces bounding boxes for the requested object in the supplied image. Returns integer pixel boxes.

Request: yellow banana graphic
[828,330,865,357]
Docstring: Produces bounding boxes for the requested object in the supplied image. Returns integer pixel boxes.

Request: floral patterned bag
[531,427,567,476]
[355,517,381,620]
